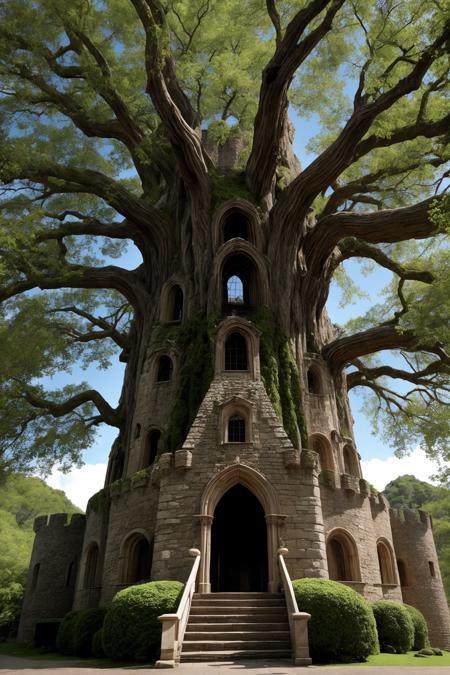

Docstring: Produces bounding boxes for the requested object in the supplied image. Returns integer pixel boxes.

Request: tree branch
[338,238,434,284]
[0,263,149,315]
[323,324,418,374]
[21,387,122,428]
[247,0,345,203]
[272,23,450,233]
[51,305,130,350]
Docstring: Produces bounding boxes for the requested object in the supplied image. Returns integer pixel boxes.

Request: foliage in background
[0,474,80,640]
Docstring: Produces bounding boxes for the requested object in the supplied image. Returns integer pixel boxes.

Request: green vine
[210,170,254,207]
[161,314,216,453]
[251,310,308,448]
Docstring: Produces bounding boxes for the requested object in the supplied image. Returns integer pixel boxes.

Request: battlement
[33,512,86,533]
[389,506,431,529]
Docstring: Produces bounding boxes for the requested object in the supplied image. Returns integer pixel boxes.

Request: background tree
[0,474,79,638]
[0,0,448,476]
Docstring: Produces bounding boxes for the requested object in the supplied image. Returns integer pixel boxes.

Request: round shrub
[56,610,78,655]
[91,628,105,658]
[102,581,184,662]
[293,578,379,663]
[372,600,414,653]
[73,608,107,657]
[404,604,429,650]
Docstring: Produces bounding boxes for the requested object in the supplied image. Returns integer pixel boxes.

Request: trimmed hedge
[372,600,414,653]
[102,581,184,662]
[73,608,107,657]
[91,628,105,658]
[56,608,106,657]
[404,604,429,650]
[293,578,379,662]
[56,610,78,655]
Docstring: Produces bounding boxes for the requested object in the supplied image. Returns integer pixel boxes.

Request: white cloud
[361,447,439,492]
[46,463,107,511]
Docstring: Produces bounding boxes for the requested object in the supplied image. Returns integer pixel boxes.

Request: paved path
[2,655,450,674]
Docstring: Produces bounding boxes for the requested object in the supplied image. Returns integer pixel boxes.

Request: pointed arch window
[225,332,248,370]
[228,415,246,442]
[397,559,408,586]
[307,366,322,394]
[227,275,244,304]
[311,435,334,471]
[157,355,173,382]
[83,544,99,589]
[171,286,184,321]
[145,429,161,467]
[326,530,360,582]
[377,540,396,584]
[223,212,248,242]
[343,444,359,476]
[31,563,40,591]
[121,534,154,584]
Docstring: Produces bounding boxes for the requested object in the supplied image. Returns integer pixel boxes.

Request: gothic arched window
[377,540,396,584]
[307,366,322,394]
[145,430,161,467]
[223,212,248,242]
[121,534,154,584]
[83,544,99,589]
[227,275,244,304]
[157,355,173,382]
[326,530,360,582]
[171,286,184,321]
[228,415,246,442]
[225,332,248,370]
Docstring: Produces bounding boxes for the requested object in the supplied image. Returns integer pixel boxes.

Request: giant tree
[0,0,448,477]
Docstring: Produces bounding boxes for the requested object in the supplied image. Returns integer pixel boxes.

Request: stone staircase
[180,592,291,662]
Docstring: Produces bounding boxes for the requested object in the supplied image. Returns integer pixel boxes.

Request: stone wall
[18,513,86,642]
[390,507,450,648]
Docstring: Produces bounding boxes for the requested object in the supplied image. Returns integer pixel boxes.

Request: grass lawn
[342,651,450,667]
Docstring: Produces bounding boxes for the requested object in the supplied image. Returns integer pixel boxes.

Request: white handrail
[278,548,312,667]
[155,548,201,668]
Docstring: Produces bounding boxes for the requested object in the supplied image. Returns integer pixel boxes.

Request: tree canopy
[0,0,448,477]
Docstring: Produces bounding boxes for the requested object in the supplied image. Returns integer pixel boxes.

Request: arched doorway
[210,484,268,592]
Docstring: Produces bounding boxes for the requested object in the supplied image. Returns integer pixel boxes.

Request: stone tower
[18,183,450,649]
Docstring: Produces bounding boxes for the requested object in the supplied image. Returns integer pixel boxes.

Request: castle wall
[17,513,86,643]
[321,481,402,602]
[148,375,329,587]
[390,508,450,648]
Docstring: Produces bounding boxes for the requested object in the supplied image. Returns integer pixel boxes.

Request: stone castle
[18,196,450,656]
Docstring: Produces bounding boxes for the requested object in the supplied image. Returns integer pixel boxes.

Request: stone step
[195,592,283,599]
[187,612,288,623]
[182,639,291,652]
[189,605,287,615]
[180,649,292,662]
[186,622,289,632]
[191,598,285,607]
[185,630,290,641]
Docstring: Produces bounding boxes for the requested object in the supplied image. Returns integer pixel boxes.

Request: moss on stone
[87,487,110,515]
[161,315,215,454]
[251,310,308,448]
[210,170,254,207]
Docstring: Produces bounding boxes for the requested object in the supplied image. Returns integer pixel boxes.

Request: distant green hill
[0,473,81,638]
[383,475,450,601]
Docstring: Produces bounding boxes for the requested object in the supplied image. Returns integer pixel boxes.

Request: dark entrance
[210,484,268,592]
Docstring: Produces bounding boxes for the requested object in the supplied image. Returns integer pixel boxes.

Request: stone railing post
[278,547,312,667]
